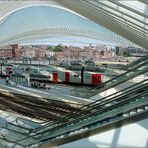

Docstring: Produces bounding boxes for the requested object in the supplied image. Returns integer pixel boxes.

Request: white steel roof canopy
[0,0,147,49]
[56,0,148,49]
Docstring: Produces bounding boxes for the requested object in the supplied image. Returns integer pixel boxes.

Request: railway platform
[0,77,91,105]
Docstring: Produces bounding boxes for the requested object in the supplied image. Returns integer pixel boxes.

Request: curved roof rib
[0,0,147,49]
[56,0,148,49]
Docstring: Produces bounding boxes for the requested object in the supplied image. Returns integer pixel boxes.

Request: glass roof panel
[0,5,137,47]
[0,0,147,49]
[119,1,146,13]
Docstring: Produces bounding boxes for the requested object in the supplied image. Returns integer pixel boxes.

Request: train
[12,64,103,86]
[0,63,13,77]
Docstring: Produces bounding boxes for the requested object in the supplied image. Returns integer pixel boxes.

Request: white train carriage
[63,70,102,85]
[13,65,103,86]
[47,68,102,86]
[83,71,102,85]
[0,63,13,76]
[63,70,82,84]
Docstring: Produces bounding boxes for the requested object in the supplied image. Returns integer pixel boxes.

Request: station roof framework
[0,0,147,49]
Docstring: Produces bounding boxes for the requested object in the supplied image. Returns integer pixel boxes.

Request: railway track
[0,92,84,121]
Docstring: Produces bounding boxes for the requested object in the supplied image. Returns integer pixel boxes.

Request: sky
[20,36,118,47]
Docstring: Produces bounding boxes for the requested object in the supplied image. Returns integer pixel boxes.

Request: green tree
[47,46,54,50]
[53,44,63,52]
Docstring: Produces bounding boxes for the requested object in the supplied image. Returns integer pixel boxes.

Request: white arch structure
[0,0,147,49]
[56,0,148,49]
